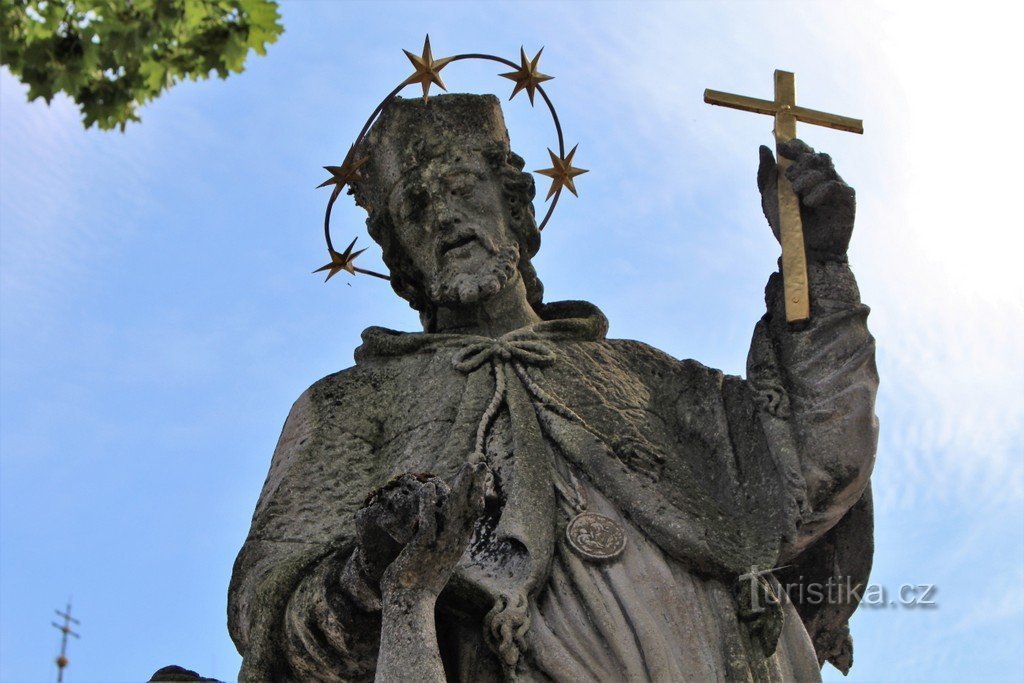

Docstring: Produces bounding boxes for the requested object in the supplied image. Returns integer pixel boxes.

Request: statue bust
[227,94,878,682]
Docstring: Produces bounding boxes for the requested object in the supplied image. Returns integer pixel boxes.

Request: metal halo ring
[318,39,582,282]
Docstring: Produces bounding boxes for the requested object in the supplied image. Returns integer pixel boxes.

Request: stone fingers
[804,179,854,209]
[778,138,815,161]
[788,168,828,196]
[464,462,488,515]
[415,480,444,547]
[439,463,487,552]
[757,145,777,194]
[785,150,835,179]
[784,150,850,209]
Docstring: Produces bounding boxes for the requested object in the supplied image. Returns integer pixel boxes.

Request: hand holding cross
[705,70,863,323]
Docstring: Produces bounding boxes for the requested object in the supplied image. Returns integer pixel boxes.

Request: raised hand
[757,139,856,262]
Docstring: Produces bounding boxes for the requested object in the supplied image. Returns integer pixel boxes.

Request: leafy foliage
[0,0,283,130]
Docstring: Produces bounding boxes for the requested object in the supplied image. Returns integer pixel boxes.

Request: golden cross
[704,70,863,323]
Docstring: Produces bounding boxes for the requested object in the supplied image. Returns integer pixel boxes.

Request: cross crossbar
[703,90,864,135]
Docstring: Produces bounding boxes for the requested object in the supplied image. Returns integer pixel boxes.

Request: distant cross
[704,70,863,323]
[51,602,80,683]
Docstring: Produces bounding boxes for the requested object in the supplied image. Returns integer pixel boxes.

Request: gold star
[402,35,454,103]
[317,146,369,190]
[535,144,589,201]
[500,47,553,105]
[313,237,368,282]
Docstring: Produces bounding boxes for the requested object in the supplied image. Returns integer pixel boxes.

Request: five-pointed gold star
[402,35,454,103]
[535,144,588,201]
[317,145,369,191]
[313,237,368,282]
[500,47,553,105]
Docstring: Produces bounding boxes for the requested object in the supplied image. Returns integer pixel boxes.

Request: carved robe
[229,262,878,682]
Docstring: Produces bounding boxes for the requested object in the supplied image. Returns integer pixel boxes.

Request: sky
[1,1,1022,681]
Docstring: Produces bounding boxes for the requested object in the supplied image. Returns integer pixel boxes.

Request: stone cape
[228,298,872,681]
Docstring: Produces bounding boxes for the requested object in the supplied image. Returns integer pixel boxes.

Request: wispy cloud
[0,73,165,339]
[0,73,90,319]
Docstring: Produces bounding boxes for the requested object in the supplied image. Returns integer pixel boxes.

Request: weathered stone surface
[149,665,221,682]
[228,95,878,682]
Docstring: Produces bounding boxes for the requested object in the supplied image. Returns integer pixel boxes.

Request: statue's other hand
[354,473,428,586]
[362,463,487,600]
[757,139,856,261]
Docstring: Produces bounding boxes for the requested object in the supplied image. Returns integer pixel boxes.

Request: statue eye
[402,188,429,221]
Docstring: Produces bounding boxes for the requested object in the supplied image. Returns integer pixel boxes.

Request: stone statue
[227,94,878,682]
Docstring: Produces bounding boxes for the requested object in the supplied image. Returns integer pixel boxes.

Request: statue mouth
[440,232,480,257]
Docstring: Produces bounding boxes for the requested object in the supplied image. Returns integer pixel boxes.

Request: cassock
[229,262,878,682]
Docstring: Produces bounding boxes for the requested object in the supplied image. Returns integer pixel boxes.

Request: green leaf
[183,1,208,30]
[138,59,167,92]
[0,0,283,131]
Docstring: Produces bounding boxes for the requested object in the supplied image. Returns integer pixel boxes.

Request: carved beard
[428,243,520,306]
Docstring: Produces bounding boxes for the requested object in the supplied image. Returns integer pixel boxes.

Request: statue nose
[435,206,460,231]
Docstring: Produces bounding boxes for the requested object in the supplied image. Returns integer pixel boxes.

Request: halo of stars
[316,35,588,284]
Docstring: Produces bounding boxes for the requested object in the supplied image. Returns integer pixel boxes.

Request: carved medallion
[565,511,627,561]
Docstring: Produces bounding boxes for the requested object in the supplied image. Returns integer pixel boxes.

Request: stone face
[227,95,878,682]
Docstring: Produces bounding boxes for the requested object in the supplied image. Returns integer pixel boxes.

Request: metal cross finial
[704,70,863,323]
[52,602,80,683]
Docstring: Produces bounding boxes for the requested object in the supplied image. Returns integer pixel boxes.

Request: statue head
[350,94,543,331]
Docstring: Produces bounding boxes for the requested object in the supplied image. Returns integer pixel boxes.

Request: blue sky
[1,1,1021,681]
